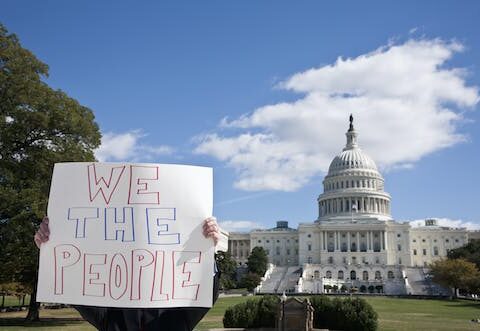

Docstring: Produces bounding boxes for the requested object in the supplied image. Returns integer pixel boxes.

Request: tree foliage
[447,239,480,269]
[0,24,101,320]
[215,250,237,290]
[429,258,480,296]
[223,295,279,328]
[247,246,268,276]
[239,272,262,292]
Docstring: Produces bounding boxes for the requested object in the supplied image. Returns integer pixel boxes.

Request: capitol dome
[328,148,379,175]
[317,115,392,222]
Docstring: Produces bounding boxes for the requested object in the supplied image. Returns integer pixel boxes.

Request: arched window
[314,270,320,279]
[350,270,356,280]
[326,270,332,279]
[388,271,394,279]
[433,247,439,256]
[375,271,381,280]
[307,256,312,264]
[338,270,344,279]
[363,271,369,280]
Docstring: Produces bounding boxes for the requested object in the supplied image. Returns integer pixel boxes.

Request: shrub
[310,295,378,331]
[223,295,279,328]
[239,273,262,292]
[224,295,377,331]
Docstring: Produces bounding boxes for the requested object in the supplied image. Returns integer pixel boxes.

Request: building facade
[228,116,472,295]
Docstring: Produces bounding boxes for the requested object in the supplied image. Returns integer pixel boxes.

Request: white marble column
[384,230,388,250]
[347,232,351,252]
[319,231,324,251]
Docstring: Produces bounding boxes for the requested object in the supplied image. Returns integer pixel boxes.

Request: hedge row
[310,295,378,331]
[223,295,279,328]
[223,295,378,331]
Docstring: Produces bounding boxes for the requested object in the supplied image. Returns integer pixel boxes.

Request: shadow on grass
[444,300,480,309]
[0,317,85,327]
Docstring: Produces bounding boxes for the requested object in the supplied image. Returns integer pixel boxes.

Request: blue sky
[2,1,480,231]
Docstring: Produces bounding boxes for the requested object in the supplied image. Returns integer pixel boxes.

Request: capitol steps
[257,266,287,293]
[276,266,302,293]
[404,267,451,296]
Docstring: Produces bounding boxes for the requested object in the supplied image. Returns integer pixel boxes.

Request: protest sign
[37,162,214,308]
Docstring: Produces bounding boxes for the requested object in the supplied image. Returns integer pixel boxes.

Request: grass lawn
[1,296,480,330]
[1,295,30,307]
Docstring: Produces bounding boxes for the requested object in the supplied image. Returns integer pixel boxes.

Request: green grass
[1,296,479,330]
[364,296,480,331]
[1,295,30,307]
[196,296,255,330]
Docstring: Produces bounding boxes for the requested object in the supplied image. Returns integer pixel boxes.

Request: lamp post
[281,291,287,331]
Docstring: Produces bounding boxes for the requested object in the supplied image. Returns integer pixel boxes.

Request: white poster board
[37,162,214,308]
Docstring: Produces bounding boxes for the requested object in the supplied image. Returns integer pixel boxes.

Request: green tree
[429,258,480,297]
[447,239,480,269]
[215,250,237,290]
[239,273,262,292]
[0,24,101,321]
[247,246,268,276]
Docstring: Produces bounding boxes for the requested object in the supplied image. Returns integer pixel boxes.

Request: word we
[88,164,160,205]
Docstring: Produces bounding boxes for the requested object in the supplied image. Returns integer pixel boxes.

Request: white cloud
[219,220,265,232]
[95,131,173,162]
[195,38,479,191]
[409,218,480,230]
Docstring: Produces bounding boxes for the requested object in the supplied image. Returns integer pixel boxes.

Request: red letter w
[87,164,126,204]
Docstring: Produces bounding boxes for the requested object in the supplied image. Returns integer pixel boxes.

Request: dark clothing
[74,272,220,331]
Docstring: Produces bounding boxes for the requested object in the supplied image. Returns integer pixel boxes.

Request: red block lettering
[130,249,154,300]
[128,165,160,204]
[87,164,125,204]
[109,253,128,300]
[172,251,201,300]
[54,245,81,295]
[83,254,107,297]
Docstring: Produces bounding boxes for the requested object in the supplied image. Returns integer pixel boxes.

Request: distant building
[228,116,473,295]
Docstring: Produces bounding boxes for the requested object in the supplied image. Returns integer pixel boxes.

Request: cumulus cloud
[219,220,266,232]
[195,38,479,191]
[95,131,173,162]
[409,218,480,230]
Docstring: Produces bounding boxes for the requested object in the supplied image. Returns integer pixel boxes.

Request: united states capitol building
[228,116,478,295]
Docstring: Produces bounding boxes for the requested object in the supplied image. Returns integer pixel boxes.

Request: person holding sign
[35,215,221,331]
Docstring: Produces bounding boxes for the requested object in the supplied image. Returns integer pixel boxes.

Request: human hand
[203,217,220,246]
[34,216,50,249]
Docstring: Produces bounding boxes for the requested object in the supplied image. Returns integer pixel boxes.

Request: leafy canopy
[0,23,101,320]
[215,250,237,290]
[429,258,480,294]
[247,246,268,276]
